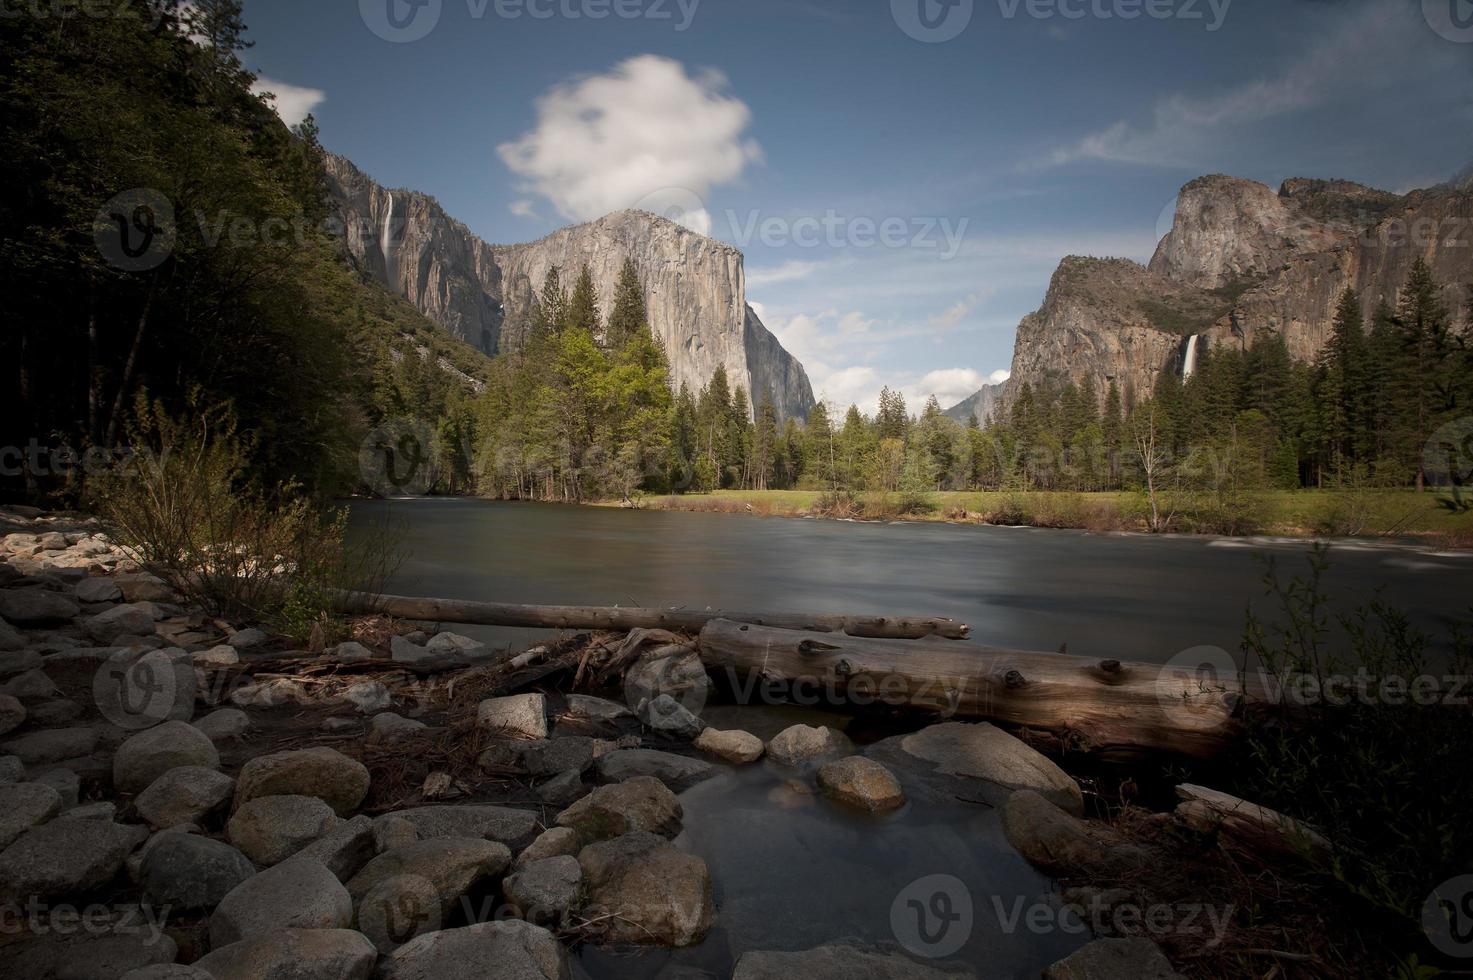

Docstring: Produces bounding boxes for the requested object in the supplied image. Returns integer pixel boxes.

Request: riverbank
[608,489,1473,546]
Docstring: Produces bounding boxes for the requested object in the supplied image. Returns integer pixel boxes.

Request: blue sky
[241,0,1472,413]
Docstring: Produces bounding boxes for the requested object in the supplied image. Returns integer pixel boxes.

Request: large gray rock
[225,627,269,650]
[192,928,377,980]
[816,757,906,813]
[54,932,180,980]
[476,693,547,739]
[74,576,123,603]
[555,775,682,842]
[227,794,340,866]
[192,707,250,741]
[135,766,233,829]
[2,725,97,766]
[0,588,80,625]
[234,746,370,816]
[513,826,581,870]
[139,832,256,911]
[210,857,353,946]
[733,944,974,979]
[1042,937,1184,979]
[2,667,57,700]
[287,814,376,882]
[694,727,764,763]
[114,721,219,793]
[624,647,711,718]
[1001,790,1148,878]
[636,693,704,738]
[0,780,63,848]
[766,725,854,767]
[326,154,816,422]
[0,816,130,900]
[594,748,714,788]
[503,855,582,926]
[0,694,24,736]
[872,722,1083,815]
[95,648,197,727]
[425,631,488,661]
[536,770,585,807]
[391,805,537,848]
[376,920,571,980]
[520,736,596,776]
[84,602,156,643]
[577,831,714,947]
[347,838,511,921]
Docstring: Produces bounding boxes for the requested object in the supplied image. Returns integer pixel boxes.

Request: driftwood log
[697,619,1242,759]
[1175,783,1332,864]
[333,591,970,640]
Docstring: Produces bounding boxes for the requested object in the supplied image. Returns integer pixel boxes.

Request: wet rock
[637,693,704,738]
[765,725,854,767]
[228,794,341,866]
[55,932,180,980]
[139,832,255,911]
[872,722,1084,815]
[504,855,582,926]
[192,928,377,980]
[816,757,906,813]
[537,770,586,807]
[694,727,764,763]
[595,748,715,788]
[210,857,353,946]
[347,838,511,922]
[135,766,233,829]
[0,694,24,736]
[235,746,370,817]
[476,693,547,739]
[225,628,269,650]
[578,831,714,947]
[0,816,131,900]
[288,814,377,882]
[564,694,632,722]
[733,944,972,979]
[0,781,63,848]
[390,804,537,848]
[0,588,80,625]
[85,603,156,643]
[377,920,570,980]
[114,720,219,793]
[3,726,98,766]
[555,775,682,842]
[192,707,250,741]
[74,576,123,603]
[522,736,596,776]
[514,826,581,870]
[1001,790,1148,877]
[1042,937,1184,979]
[3,667,59,700]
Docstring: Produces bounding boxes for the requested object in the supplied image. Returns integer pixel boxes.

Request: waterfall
[1181,334,1201,381]
[380,193,396,286]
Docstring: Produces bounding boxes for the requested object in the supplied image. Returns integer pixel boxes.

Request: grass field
[606,488,1473,545]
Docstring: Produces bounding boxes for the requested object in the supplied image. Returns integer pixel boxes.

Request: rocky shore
[0,507,1331,978]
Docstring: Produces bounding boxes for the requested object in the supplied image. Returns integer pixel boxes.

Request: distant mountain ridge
[946,167,1473,422]
[325,153,815,423]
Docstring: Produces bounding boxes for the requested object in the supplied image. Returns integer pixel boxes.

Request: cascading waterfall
[380,192,396,286]
[1181,334,1201,381]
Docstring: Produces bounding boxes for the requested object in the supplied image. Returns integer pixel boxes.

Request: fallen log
[696,619,1242,759]
[1174,783,1332,865]
[333,591,970,640]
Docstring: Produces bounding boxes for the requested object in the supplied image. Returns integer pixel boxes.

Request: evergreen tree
[876,386,909,441]
[530,267,567,342]
[564,265,601,335]
[605,257,647,349]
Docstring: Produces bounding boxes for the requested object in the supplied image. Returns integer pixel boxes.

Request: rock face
[948,172,1473,418]
[326,153,814,422]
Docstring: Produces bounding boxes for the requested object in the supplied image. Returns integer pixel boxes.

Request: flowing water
[348,499,1473,977]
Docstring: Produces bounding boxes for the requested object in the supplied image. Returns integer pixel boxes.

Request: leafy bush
[90,395,400,638]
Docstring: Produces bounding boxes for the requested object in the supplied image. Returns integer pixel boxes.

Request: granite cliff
[325,154,814,422]
[948,171,1473,422]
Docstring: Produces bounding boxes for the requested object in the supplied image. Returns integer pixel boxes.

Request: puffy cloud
[989,369,1011,384]
[746,260,824,288]
[911,368,989,407]
[509,200,541,220]
[250,77,325,129]
[498,55,762,234]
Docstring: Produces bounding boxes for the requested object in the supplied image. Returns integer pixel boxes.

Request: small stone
[816,757,906,813]
[475,742,524,771]
[139,832,256,911]
[504,855,582,926]
[694,727,764,763]
[322,717,359,733]
[536,770,586,807]
[228,794,341,866]
[114,721,219,793]
[594,748,715,788]
[0,694,25,736]
[521,736,595,776]
[225,628,269,650]
[514,826,581,870]
[375,920,569,980]
[766,724,854,767]
[192,708,250,741]
[564,694,633,722]
[555,775,682,842]
[193,645,239,667]
[192,928,377,980]
[329,641,374,662]
[74,577,123,603]
[235,746,370,817]
[0,781,63,848]
[425,631,488,660]
[1042,937,1184,979]
[390,805,537,848]
[135,766,234,829]
[85,603,156,643]
[2,726,98,766]
[578,831,714,947]
[62,801,117,821]
[343,681,393,714]
[210,857,353,946]
[476,693,547,739]
[114,574,174,603]
[3,667,59,700]
[369,711,425,741]
[875,722,1084,815]
[347,838,511,922]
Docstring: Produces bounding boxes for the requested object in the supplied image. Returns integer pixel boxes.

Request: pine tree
[605,258,647,349]
[1394,258,1453,489]
[876,387,908,441]
[564,265,602,335]
[804,402,836,488]
[1317,288,1368,477]
[530,267,567,342]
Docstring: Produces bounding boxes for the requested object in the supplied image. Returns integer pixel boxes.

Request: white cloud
[911,368,988,407]
[498,55,762,234]
[509,200,541,220]
[989,369,1011,385]
[928,290,993,330]
[746,260,823,288]
[250,77,325,129]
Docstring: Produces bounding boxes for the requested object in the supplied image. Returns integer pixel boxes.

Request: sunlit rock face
[325,154,813,422]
